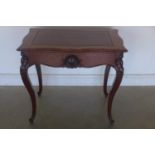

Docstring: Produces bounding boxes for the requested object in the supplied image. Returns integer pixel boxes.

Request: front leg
[103,65,111,97]
[107,54,124,124]
[35,65,43,97]
[20,52,36,123]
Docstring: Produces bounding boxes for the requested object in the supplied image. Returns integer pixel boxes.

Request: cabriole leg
[107,54,124,124]
[35,65,43,97]
[20,52,36,123]
[104,65,111,97]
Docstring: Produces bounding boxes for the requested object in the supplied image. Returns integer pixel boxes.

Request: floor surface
[0,86,155,129]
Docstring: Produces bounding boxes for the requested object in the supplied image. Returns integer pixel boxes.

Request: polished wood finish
[17,26,127,124]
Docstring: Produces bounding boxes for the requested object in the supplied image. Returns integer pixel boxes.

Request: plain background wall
[0,26,155,86]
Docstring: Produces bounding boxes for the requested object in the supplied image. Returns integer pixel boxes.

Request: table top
[17,27,127,53]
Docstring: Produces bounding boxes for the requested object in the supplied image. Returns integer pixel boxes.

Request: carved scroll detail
[21,52,30,69]
[114,53,124,73]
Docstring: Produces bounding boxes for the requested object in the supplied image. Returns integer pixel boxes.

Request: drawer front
[25,51,116,67]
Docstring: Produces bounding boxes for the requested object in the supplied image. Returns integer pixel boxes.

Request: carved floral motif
[64,55,80,68]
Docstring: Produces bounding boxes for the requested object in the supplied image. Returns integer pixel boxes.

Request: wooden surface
[17,27,127,52]
[18,26,127,124]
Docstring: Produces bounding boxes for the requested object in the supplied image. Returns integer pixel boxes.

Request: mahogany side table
[17,27,127,124]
